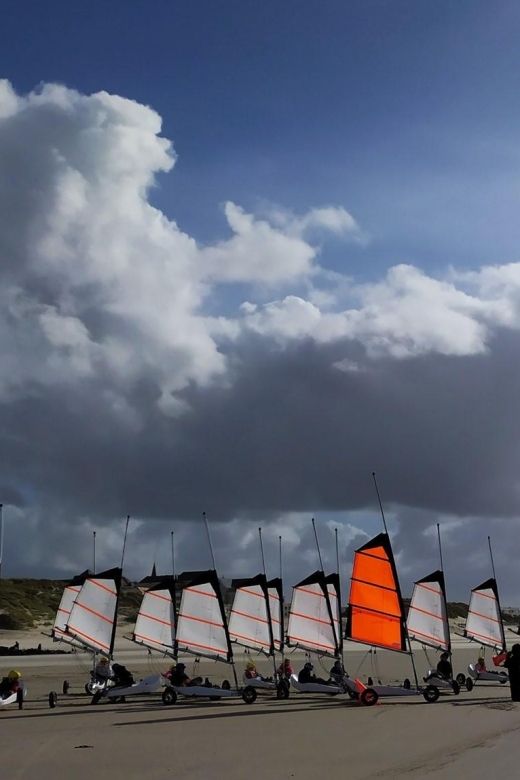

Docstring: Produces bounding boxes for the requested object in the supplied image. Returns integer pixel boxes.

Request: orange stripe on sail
[140,612,173,627]
[90,580,117,596]
[409,627,448,647]
[239,588,264,600]
[76,602,114,624]
[410,605,445,622]
[67,627,110,652]
[133,632,170,647]
[417,583,442,596]
[296,586,324,599]
[186,587,217,600]
[286,634,335,652]
[468,609,500,624]
[231,609,268,625]
[229,631,270,648]
[178,639,228,655]
[181,614,223,630]
[473,590,495,601]
[291,610,332,627]
[148,591,172,603]
[466,628,503,645]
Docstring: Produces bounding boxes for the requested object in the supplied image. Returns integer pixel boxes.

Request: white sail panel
[176,581,229,660]
[465,582,505,651]
[268,587,282,651]
[229,584,271,652]
[133,588,175,654]
[52,585,82,645]
[287,579,336,656]
[407,578,449,651]
[327,583,342,651]
[66,577,118,654]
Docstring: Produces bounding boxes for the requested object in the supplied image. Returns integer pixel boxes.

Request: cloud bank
[1,79,520,603]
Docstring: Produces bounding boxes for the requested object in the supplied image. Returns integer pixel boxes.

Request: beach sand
[1,632,520,779]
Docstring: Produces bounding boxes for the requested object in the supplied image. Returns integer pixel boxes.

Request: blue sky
[5,0,520,278]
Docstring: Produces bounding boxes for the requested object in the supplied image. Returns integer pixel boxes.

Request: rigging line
[372,472,389,535]
[120,515,131,570]
[259,527,267,577]
[311,518,324,571]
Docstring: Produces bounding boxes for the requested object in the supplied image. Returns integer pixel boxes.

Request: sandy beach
[1,630,520,779]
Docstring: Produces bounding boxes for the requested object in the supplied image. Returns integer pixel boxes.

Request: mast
[488,536,506,652]
[0,503,3,581]
[93,531,97,575]
[372,472,419,688]
[312,518,324,571]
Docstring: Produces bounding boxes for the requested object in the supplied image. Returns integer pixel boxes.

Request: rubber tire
[347,689,359,700]
[222,680,231,690]
[276,682,290,700]
[465,677,474,692]
[403,678,411,689]
[500,675,508,684]
[360,688,379,706]
[91,691,103,705]
[162,688,177,706]
[48,691,58,709]
[456,672,466,686]
[451,679,460,695]
[62,680,69,695]
[17,689,24,710]
[242,686,257,704]
[423,685,440,703]
[85,682,96,695]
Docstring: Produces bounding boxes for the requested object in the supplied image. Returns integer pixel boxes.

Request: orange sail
[345,533,407,653]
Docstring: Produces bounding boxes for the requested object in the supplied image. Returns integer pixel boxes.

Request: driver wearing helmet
[0,669,21,697]
[297,662,330,685]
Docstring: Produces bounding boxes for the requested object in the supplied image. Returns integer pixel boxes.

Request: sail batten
[464,578,505,652]
[345,533,408,653]
[407,570,450,653]
[287,571,339,657]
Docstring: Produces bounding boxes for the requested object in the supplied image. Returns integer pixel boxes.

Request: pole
[311,518,324,570]
[120,515,130,569]
[171,531,175,577]
[258,527,267,576]
[0,503,3,581]
[488,536,497,581]
[335,527,340,575]
[372,472,389,535]
[279,535,285,668]
[437,524,444,573]
[202,512,217,570]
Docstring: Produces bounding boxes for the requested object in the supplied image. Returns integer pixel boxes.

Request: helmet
[100,656,109,662]
[304,662,314,670]
[177,663,186,671]
[246,662,255,670]
[8,670,21,680]
[169,664,176,671]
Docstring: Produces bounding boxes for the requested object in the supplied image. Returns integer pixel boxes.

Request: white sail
[465,579,505,651]
[228,581,271,653]
[52,584,83,646]
[326,576,342,652]
[407,572,450,652]
[268,585,282,652]
[66,570,120,655]
[176,576,230,662]
[133,586,175,655]
[287,573,337,657]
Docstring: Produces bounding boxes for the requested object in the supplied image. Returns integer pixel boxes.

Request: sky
[2,1,520,604]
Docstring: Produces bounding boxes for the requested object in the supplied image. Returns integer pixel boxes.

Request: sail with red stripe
[175,570,233,663]
[286,571,339,657]
[65,567,122,656]
[267,577,283,652]
[132,579,176,657]
[228,574,273,654]
[407,570,450,652]
[51,570,90,648]
[345,533,407,653]
[325,573,343,655]
[464,578,506,652]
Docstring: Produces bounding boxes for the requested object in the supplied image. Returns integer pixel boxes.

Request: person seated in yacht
[277,659,293,679]
[329,659,348,683]
[0,670,21,698]
[95,656,113,682]
[244,661,272,681]
[298,661,331,685]
[475,656,487,674]
[423,652,452,683]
